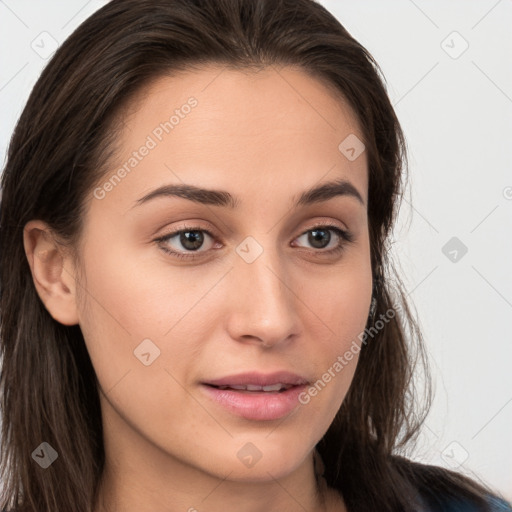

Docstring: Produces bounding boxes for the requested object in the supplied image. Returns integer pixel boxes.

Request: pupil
[181,230,204,251]
[309,229,330,249]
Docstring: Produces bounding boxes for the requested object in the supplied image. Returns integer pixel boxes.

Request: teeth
[262,384,284,392]
[216,383,292,392]
[246,384,263,391]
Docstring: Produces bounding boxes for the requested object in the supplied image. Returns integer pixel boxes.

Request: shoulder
[418,493,512,511]
[486,495,512,511]
[391,456,511,512]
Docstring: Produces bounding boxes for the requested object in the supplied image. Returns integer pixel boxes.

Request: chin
[204,437,314,483]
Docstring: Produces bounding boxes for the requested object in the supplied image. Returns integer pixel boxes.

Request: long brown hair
[0,1,505,511]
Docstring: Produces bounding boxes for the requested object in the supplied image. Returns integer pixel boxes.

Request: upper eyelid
[157,222,348,241]
[158,216,350,237]
[156,222,351,250]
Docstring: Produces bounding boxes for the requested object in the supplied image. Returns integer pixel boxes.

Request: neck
[94,445,344,512]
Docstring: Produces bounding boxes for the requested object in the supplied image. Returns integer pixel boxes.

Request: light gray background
[1,0,511,500]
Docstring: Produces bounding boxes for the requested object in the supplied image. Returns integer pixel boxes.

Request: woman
[0,1,510,511]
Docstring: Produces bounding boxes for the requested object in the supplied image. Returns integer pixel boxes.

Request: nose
[224,244,302,348]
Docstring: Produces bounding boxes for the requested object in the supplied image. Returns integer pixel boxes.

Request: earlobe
[23,220,80,326]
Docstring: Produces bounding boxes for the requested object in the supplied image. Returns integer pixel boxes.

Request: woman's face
[75,65,372,482]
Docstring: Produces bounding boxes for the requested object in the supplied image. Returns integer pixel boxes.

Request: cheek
[77,230,197,337]
[75,242,213,443]
[295,261,372,420]
[76,234,228,399]
[301,257,372,346]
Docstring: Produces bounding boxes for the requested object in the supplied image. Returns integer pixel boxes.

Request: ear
[23,220,80,326]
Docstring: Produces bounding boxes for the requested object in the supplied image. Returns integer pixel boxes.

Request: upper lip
[203,371,309,387]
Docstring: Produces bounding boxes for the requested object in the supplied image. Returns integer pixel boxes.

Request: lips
[212,383,293,392]
[201,371,310,421]
[203,371,309,388]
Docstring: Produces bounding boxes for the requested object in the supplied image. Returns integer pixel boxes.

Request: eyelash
[154,223,355,261]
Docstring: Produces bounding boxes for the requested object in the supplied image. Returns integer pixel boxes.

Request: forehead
[122,64,363,141]
[94,64,368,213]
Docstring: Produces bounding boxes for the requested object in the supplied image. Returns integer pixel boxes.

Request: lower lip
[201,384,307,421]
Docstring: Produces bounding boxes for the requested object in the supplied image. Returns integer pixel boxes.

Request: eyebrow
[133,177,365,209]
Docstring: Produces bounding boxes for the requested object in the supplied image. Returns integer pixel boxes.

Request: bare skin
[23,65,371,512]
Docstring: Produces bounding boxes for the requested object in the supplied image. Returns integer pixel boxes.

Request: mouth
[200,371,310,421]
[205,383,295,393]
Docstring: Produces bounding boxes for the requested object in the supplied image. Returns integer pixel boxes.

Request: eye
[155,224,217,260]
[292,224,354,256]
[154,223,354,261]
